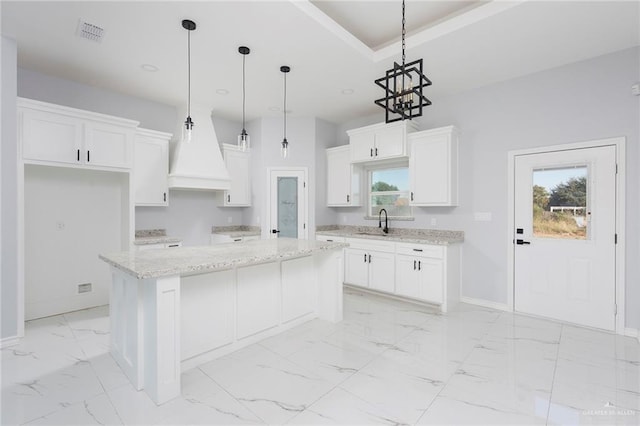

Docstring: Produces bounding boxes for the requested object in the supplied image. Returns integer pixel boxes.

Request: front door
[514,146,617,330]
[269,169,307,239]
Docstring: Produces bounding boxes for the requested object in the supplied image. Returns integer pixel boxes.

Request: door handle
[271,229,280,234]
[77,149,80,162]
[87,150,90,162]
[516,239,531,245]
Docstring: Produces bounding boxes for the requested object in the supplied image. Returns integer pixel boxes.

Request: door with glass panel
[269,170,307,239]
[514,146,616,330]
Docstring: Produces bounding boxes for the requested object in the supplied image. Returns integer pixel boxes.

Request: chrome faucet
[378,208,389,234]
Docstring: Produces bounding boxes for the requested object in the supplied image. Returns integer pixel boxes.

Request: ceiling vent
[76,19,105,43]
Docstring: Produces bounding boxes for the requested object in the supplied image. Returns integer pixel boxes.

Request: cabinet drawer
[316,234,345,243]
[346,237,395,252]
[396,243,444,259]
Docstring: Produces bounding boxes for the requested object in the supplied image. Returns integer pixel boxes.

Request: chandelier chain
[401,0,406,66]
[187,28,191,117]
[283,71,287,139]
[242,53,246,129]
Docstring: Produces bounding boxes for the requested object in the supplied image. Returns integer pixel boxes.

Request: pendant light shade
[374,0,431,123]
[280,65,290,159]
[182,19,196,142]
[238,46,250,151]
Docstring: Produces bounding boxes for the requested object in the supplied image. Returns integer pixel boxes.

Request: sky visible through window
[533,166,587,192]
[371,168,409,190]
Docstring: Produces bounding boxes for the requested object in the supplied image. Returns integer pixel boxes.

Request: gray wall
[315,118,339,227]
[335,47,640,329]
[2,36,19,341]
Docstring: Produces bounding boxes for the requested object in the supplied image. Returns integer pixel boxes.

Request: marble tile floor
[2,290,639,425]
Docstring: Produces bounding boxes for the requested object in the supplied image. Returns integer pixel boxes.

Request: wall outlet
[77,283,92,294]
[56,221,65,230]
[430,218,437,226]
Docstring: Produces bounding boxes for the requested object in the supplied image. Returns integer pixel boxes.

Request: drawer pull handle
[168,244,179,248]
[234,238,242,242]
[413,248,423,252]
[326,239,334,242]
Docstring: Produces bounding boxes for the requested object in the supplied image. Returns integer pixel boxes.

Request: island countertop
[100,238,348,280]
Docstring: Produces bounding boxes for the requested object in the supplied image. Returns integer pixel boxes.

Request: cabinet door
[374,124,405,159]
[419,258,444,304]
[134,135,168,206]
[395,255,420,299]
[410,132,453,206]
[85,121,134,168]
[327,148,351,206]
[282,256,315,323]
[21,109,82,165]
[349,131,375,163]
[344,248,369,287]
[224,149,251,206]
[369,250,395,293]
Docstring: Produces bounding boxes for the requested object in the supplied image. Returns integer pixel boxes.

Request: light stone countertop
[211,225,261,238]
[133,236,183,246]
[100,238,347,280]
[316,225,464,245]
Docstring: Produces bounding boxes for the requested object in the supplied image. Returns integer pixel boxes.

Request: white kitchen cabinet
[236,263,280,339]
[210,234,260,244]
[347,120,418,163]
[395,254,444,304]
[326,145,361,206]
[19,98,138,170]
[134,128,171,206]
[316,235,346,243]
[344,238,396,294]
[409,126,458,206]
[221,144,251,207]
[136,241,182,251]
[281,256,315,323]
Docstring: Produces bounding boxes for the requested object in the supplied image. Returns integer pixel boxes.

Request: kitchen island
[99,238,347,404]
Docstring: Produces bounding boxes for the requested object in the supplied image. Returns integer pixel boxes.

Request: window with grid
[369,167,412,218]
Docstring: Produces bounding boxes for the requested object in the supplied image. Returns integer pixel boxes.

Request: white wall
[24,165,126,319]
[336,47,640,329]
[1,36,19,341]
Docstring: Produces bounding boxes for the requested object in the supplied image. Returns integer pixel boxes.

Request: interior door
[514,146,617,330]
[269,169,306,239]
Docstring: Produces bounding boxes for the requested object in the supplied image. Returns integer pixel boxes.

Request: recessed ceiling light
[141,64,158,72]
[341,89,354,95]
[216,89,229,95]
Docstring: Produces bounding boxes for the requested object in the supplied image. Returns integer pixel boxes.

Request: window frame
[366,162,413,219]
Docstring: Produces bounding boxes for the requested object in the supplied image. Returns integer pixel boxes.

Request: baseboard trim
[460,296,511,312]
[1,336,21,348]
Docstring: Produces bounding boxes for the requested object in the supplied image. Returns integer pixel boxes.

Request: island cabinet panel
[181,270,235,361]
[282,256,315,323]
[236,263,280,339]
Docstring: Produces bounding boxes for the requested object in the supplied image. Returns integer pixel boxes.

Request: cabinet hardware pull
[375,147,378,156]
[370,148,373,157]
[87,150,90,162]
[347,194,350,203]
[418,261,421,271]
[227,194,231,203]
[233,238,242,242]
[364,254,367,263]
[412,248,423,252]
[77,149,80,162]
[516,239,531,245]
[411,192,414,201]
[414,260,416,270]
[163,192,167,202]
[368,254,371,263]
[168,244,179,247]
[326,239,333,242]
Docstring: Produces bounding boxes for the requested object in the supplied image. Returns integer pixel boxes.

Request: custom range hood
[168,106,231,191]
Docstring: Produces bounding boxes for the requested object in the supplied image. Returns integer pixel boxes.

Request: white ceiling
[2,1,638,125]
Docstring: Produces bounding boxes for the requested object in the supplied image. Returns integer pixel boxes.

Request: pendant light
[374,0,431,123]
[280,65,290,159]
[181,19,196,142]
[237,46,250,151]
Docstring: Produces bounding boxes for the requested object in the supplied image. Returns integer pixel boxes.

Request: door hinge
[615,233,618,244]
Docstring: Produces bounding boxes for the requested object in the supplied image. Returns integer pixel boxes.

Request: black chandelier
[374,0,431,123]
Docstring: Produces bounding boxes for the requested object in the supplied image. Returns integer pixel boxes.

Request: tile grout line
[544,322,563,425]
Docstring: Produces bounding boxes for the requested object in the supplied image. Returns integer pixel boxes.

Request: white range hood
[168,106,231,191]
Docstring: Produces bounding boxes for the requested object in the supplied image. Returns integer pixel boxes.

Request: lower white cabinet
[344,238,396,294]
[342,237,460,312]
[210,234,260,244]
[136,242,182,251]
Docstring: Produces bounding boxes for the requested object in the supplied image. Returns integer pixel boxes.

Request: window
[369,167,412,218]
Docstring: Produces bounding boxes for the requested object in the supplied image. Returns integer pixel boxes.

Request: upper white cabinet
[134,128,171,206]
[19,98,138,170]
[326,145,361,207]
[221,144,251,207]
[409,126,459,206]
[347,120,417,163]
